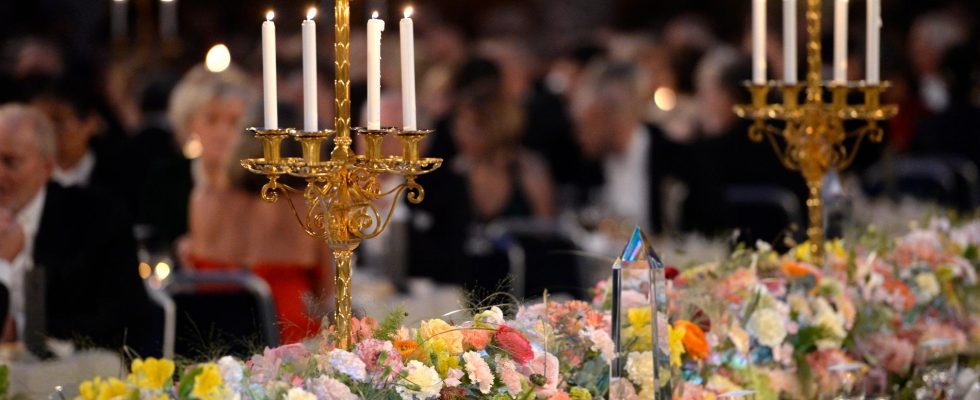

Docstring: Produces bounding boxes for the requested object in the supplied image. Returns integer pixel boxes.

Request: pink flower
[462,351,495,394]
[354,338,403,383]
[524,351,560,398]
[861,333,914,374]
[307,376,357,400]
[443,368,464,387]
[247,343,311,384]
[494,325,534,365]
[495,356,523,396]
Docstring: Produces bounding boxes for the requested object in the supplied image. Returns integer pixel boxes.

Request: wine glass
[828,362,867,400]
[914,338,958,398]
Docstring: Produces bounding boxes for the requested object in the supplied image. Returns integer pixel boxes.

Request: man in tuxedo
[570,61,683,233]
[0,104,149,354]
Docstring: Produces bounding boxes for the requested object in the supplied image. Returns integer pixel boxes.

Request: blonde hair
[0,103,56,159]
[167,63,256,144]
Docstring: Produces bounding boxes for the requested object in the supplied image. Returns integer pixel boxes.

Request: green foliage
[0,365,7,399]
[374,305,408,341]
[177,366,203,400]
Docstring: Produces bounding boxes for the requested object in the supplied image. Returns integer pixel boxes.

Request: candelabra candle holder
[240,0,441,350]
[733,0,897,261]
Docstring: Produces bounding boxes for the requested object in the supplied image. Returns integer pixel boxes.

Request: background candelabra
[240,0,441,349]
[733,0,897,260]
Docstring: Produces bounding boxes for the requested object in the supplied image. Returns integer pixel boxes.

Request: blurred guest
[409,58,555,287]
[911,43,980,168]
[0,104,149,353]
[680,48,805,236]
[907,11,969,114]
[29,78,131,206]
[169,64,254,270]
[173,64,325,343]
[448,58,555,221]
[570,61,680,232]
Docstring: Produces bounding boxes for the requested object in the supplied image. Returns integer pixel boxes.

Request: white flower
[475,306,505,325]
[625,351,654,392]
[397,360,443,400]
[915,272,941,300]
[285,387,316,400]
[812,298,846,348]
[748,308,788,348]
[327,349,367,382]
[755,240,772,252]
[582,327,615,361]
[217,356,243,391]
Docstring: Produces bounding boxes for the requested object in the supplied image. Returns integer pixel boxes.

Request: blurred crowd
[0,0,978,355]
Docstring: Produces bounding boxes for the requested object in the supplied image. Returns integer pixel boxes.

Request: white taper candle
[302,8,318,132]
[752,0,767,84]
[400,7,417,130]
[866,0,880,84]
[112,0,128,39]
[160,0,177,40]
[783,0,797,84]
[833,0,849,84]
[262,11,278,129]
[367,11,385,130]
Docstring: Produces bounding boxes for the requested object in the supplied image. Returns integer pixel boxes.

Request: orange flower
[462,328,491,351]
[393,339,421,360]
[882,278,916,310]
[782,260,821,279]
[675,320,709,360]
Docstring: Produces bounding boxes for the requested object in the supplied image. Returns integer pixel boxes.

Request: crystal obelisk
[609,227,671,399]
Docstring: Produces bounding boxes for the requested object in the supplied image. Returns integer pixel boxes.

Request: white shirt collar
[51,150,96,188]
[602,125,651,229]
[16,186,46,243]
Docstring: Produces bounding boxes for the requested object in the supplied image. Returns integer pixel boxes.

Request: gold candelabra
[733,0,897,260]
[240,0,441,349]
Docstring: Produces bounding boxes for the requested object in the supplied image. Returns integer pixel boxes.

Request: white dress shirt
[0,187,46,339]
[602,125,651,229]
[51,151,95,188]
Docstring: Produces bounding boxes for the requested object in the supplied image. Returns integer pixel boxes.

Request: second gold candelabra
[733,0,897,260]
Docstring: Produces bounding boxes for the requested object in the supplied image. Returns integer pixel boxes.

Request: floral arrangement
[75,218,979,400]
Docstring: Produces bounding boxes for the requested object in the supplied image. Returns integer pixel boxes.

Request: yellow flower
[77,377,130,400]
[668,324,687,368]
[419,319,464,355]
[432,345,460,376]
[793,241,814,263]
[128,358,175,390]
[826,239,847,259]
[627,308,651,329]
[191,363,224,400]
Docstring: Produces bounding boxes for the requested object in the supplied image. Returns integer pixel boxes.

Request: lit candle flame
[307,7,317,20]
[266,10,274,21]
[372,11,379,19]
[404,6,413,18]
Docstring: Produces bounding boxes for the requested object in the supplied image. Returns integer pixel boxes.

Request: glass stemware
[914,338,958,399]
[828,362,867,400]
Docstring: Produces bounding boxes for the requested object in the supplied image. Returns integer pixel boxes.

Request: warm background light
[654,87,676,111]
[205,43,231,72]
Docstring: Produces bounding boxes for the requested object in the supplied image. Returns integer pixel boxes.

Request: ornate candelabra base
[242,127,441,348]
